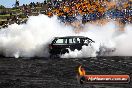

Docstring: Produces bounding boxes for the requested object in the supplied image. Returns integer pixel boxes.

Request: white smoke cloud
[113,24,132,56]
[61,45,96,58]
[0,15,74,57]
[0,14,131,58]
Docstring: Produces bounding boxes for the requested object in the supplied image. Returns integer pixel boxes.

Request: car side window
[76,38,80,43]
[69,38,80,44]
[69,38,73,43]
[55,38,67,44]
[55,39,63,44]
[63,39,67,44]
[69,38,76,43]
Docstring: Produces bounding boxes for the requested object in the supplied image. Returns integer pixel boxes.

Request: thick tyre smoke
[0,14,131,58]
[0,15,74,57]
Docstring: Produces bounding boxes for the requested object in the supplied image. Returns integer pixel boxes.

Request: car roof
[55,36,87,38]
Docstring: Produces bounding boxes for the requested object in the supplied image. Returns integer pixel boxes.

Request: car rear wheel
[61,49,69,54]
[77,46,82,50]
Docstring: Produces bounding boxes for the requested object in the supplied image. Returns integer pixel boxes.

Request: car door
[68,38,82,51]
[52,38,68,53]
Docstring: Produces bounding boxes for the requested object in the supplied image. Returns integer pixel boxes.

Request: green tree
[0,5,5,9]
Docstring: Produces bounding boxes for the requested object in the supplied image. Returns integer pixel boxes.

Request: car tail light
[49,44,52,49]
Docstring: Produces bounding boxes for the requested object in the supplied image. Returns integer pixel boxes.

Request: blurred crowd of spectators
[45,0,132,23]
[18,0,132,24]
[0,0,132,28]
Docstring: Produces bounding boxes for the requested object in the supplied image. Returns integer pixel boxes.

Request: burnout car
[49,36,94,56]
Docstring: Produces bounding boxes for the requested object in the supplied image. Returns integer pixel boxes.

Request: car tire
[70,48,74,51]
[61,49,69,54]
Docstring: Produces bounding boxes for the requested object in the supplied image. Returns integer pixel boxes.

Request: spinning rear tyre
[61,49,69,54]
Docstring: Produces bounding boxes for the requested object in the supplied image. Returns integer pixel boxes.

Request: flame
[78,65,86,76]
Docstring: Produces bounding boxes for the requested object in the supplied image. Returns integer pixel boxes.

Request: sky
[0,0,45,8]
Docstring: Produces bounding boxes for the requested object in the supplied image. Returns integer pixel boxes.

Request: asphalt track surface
[0,57,131,88]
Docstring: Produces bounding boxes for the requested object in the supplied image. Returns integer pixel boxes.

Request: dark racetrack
[0,57,131,88]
